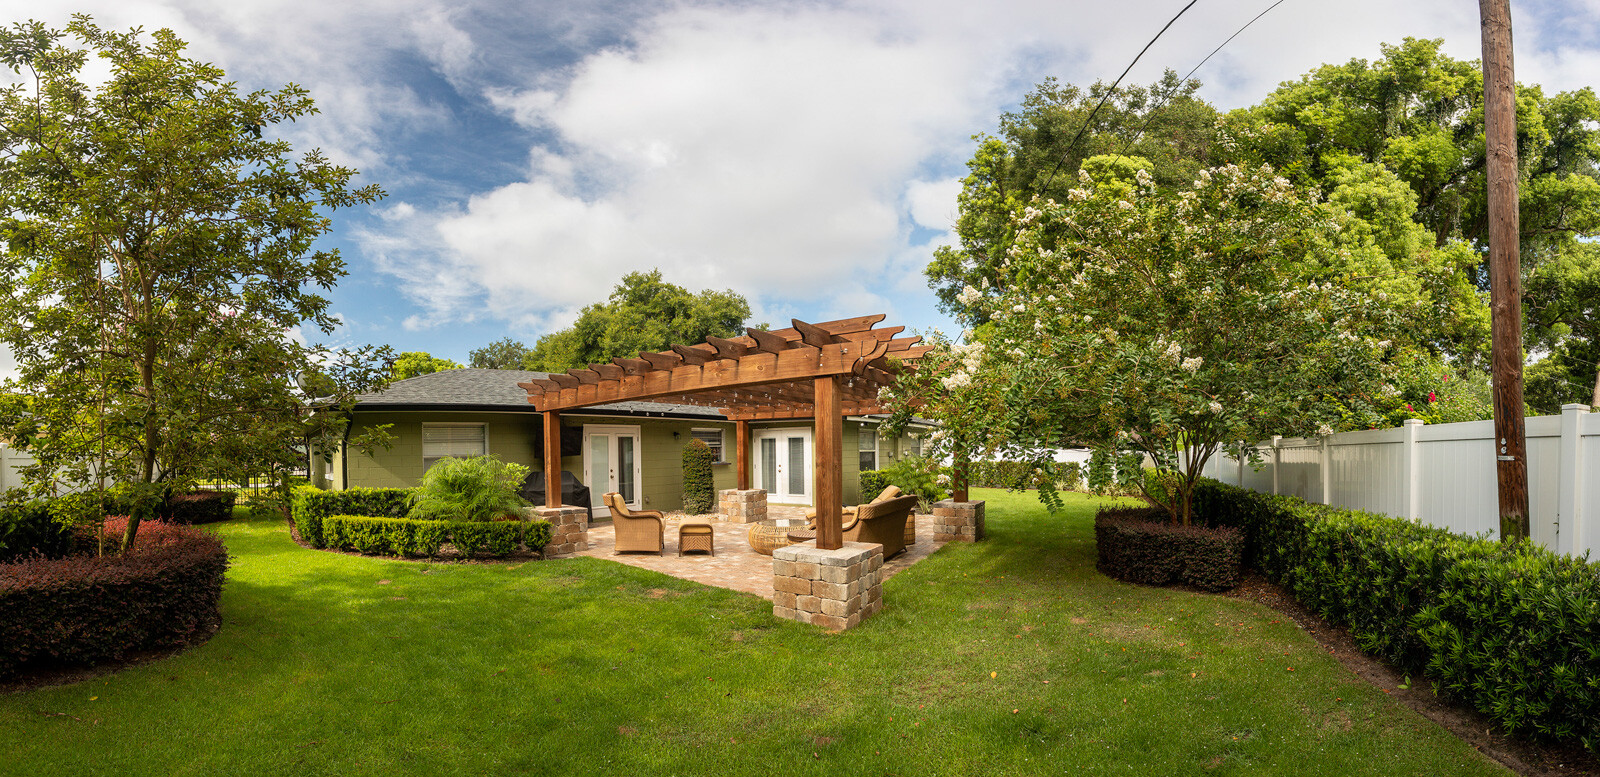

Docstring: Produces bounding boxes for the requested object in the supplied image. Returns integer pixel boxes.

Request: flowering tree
[900,163,1397,525]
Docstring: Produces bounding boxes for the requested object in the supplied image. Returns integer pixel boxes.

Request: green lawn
[0,489,1506,776]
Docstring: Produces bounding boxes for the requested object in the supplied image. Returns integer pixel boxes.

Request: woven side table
[748,518,809,555]
[678,518,715,557]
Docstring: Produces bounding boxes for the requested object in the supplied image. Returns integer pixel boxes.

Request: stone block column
[719,489,767,524]
[772,541,883,631]
[537,506,589,557]
[932,500,986,542]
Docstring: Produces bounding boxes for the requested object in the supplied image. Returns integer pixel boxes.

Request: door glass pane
[761,438,777,492]
[787,437,806,496]
[618,436,636,503]
[589,435,609,502]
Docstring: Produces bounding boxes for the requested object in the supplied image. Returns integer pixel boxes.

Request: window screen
[423,424,486,469]
[691,428,725,463]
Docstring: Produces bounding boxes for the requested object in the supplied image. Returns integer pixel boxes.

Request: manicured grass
[0,489,1506,776]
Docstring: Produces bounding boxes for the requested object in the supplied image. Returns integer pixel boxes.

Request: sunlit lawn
[0,488,1505,776]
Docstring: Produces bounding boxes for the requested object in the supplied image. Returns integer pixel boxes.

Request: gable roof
[353,369,726,419]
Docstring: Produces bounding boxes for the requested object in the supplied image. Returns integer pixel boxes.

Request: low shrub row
[0,488,241,562]
[0,518,229,679]
[290,487,412,547]
[1094,506,1244,592]
[0,501,76,562]
[1193,479,1600,753]
[321,515,552,558]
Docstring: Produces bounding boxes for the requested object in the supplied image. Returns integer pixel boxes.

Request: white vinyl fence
[1201,403,1599,559]
[0,444,32,491]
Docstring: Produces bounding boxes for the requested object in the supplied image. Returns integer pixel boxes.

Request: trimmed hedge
[0,518,229,679]
[859,469,889,501]
[290,487,412,548]
[321,515,551,559]
[1193,479,1600,753]
[1094,506,1244,592]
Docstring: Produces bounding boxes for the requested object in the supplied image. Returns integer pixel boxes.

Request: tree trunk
[1591,365,1599,408]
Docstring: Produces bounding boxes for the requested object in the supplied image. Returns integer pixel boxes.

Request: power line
[1035,0,1200,194]
[1108,0,1291,164]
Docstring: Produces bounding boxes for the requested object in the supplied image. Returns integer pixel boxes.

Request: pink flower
[1405,403,1413,411]
[1428,392,1437,403]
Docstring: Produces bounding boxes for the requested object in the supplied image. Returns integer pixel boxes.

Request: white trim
[582,424,643,516]
[690,427,726,463]
[753,428,813,506]
[422,422,487,469]
[858,423,879,471]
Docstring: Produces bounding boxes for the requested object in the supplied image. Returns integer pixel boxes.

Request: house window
[423,423,486,470]
[859,426,878,471]
[691,428,726,463]
[910,432,923,458]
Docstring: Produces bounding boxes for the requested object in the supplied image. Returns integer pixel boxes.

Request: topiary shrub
[681,438,714,514]
[0,518,228,679]
[1192,478,1600,754]
[1094,506,1244,592]
[408,456,531,523]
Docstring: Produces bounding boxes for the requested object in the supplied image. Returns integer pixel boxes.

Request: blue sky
[3,0,1598,366]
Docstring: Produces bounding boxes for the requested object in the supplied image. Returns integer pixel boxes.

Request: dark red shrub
[0,519,229,679]
[1095,506,1244,592]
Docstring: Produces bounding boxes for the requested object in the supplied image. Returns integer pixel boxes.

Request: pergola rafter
[520,314,929,550]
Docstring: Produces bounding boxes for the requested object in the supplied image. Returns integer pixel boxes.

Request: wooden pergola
[519,314,928,550]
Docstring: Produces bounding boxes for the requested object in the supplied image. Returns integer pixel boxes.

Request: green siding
[332,409,928,511]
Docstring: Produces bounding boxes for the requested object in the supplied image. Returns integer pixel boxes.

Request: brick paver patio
[574,505,949,599]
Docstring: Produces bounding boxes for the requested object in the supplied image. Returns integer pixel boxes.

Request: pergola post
[543,410,562,508]
[736,419,751,490]
[814,375,843,550]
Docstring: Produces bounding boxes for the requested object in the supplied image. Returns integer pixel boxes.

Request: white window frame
[422,423,487,470]
[859,425,879,472]
[690,428,726,463]
[910,431,924,458]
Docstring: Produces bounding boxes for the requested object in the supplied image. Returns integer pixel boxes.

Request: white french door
[754,429,812,505]
[583,425,642,516]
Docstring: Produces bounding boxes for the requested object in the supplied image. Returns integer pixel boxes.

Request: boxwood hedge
[1193,479,1600,753]
[321,515,551,558]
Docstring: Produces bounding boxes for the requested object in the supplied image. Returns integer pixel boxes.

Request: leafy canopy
[0,16,388,549]
[468,338,531,370]
[390,351,462,380]
[897,164,1396,525]
[525,269,750,372]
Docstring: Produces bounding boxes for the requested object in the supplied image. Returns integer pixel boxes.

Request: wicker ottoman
[678,518,715,557]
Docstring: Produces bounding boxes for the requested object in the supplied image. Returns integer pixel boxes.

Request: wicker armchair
[605,492,663,555]
[806,485,902,528]
[842,493,919,559]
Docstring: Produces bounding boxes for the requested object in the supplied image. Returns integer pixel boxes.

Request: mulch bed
[1224,570,1600,777]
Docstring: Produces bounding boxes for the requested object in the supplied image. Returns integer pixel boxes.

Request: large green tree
[390,351,462,380]
[525,270,750,372]
[1525,244,1600,410]
[926,71,1219,322]
[0,17,387,550]
[468,337,530,370]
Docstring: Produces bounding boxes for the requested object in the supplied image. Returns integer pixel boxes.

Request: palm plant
[407,456,531,522]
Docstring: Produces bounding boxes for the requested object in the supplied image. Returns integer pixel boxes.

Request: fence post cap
[1402,418,1425,426]
[1560,403,1591,412]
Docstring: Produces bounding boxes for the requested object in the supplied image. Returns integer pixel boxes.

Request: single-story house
[317,369,932,515]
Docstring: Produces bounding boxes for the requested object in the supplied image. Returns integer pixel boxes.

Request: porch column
[814,375,844,550]
[543,410,562,508]
[736,419,751,490]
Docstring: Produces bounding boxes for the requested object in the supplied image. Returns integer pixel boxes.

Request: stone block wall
[932,500,986,542]
[537,506,589,556]
[719,489,767,524]
[772,541,883,631]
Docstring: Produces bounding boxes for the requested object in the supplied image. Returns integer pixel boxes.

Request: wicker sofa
[841,494,920,560]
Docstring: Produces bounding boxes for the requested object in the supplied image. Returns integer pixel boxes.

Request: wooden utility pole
[1480,0,1530,540]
